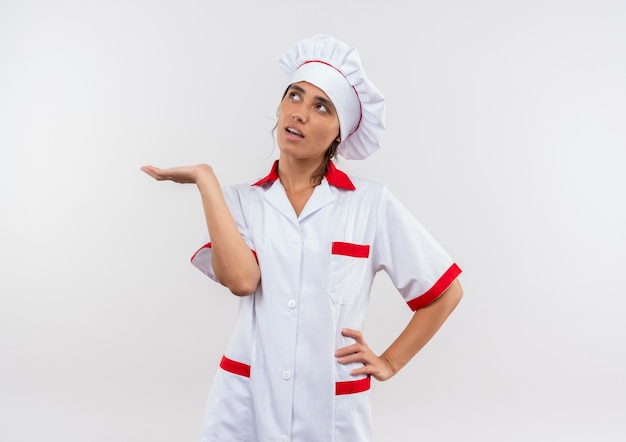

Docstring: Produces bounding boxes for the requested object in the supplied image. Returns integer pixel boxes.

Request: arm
[141,164,261,296]
[335,279,463,381]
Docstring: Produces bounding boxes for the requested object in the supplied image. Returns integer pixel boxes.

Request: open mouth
[286,127,304,138]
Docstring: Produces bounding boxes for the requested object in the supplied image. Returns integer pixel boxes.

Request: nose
[292,109,307,123]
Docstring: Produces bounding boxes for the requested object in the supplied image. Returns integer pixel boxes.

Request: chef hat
[278,34,386,160]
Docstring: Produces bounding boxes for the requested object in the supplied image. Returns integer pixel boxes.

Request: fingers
[335,343,361,358]
[338,349,391,381]
[335,329,365,358]
[140,165,196,183]
[336,349,374,366]
[335,328,394,381]
[338,349,393,381]
[335,328,373,366]
[140,165,165,180]
[341,328,363,342]
[349,365,375,377]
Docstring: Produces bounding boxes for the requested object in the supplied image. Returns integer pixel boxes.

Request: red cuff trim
[331,241,370,258]
[219,355,251,378]
[336,376,371,395]
[190,242,258,264]
[190,242,212,262]
[407,263,462,311]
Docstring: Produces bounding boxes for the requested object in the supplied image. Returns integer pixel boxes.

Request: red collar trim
[325,161,356,190]
[252,160,355,191]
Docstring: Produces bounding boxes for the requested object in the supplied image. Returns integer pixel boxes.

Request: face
[276,81,341,162]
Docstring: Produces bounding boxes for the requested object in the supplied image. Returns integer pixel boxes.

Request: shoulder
[218,179,264,206]
[347,174,382,190]
[341,174,388,200]
[345,173,417,220]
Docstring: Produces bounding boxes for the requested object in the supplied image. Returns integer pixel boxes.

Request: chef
[142,34,463,442]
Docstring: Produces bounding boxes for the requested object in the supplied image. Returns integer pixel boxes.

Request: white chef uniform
[191,160,462,442]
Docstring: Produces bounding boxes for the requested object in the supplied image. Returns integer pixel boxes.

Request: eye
[315,103,329,113]
[288,91,301,102]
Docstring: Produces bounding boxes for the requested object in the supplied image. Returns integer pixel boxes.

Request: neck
[277,155,325,192]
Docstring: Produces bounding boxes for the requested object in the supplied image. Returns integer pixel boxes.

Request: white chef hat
[278,34,386,160]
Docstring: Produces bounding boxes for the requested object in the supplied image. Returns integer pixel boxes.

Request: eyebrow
[289,84,336,114]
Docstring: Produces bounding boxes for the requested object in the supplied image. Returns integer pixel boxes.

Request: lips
[286,127,304,138]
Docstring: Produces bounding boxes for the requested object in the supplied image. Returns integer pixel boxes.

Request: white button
[287,299,296,309]
[282,370,292,380]
[292,234,301,243]
[279,436,288,442]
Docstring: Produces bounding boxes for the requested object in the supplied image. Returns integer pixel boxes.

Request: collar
[252,160,356,190]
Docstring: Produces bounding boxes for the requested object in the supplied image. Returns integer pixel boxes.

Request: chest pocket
[327,241,371,305]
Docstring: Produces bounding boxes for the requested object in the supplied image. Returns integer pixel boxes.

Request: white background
[1,0,625,441]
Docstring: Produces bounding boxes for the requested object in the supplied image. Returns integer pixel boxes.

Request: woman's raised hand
[142,162,260,296]
[140,164,214,184]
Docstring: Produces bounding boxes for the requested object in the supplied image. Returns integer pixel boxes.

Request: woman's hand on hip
[335,328,395,381]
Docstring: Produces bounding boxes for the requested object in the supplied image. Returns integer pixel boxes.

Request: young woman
[142,34,463,442]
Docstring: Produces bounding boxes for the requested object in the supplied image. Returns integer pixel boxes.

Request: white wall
[1,0,624,441]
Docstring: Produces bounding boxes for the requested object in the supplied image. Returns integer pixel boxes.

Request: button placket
[278,227,299,440]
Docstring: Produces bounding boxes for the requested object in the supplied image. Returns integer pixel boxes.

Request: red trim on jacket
[325,161,356,190]
[252,160,355,190]
[219,355,371,395]
[220,355,251,378]
[331,241,370,258]
[335,376,371,395]
[190,242,212,262]
[190,242,257,263]
[406,263,462,311]
[251,161,280,186]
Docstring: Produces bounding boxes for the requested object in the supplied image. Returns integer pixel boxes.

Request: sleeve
[189,185,255,282]
[371,186,462,311]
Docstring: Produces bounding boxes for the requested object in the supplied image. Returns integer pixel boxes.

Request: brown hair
[310,138,340,186]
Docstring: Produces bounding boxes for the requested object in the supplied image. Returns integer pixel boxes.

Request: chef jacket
[191,160,461,442]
